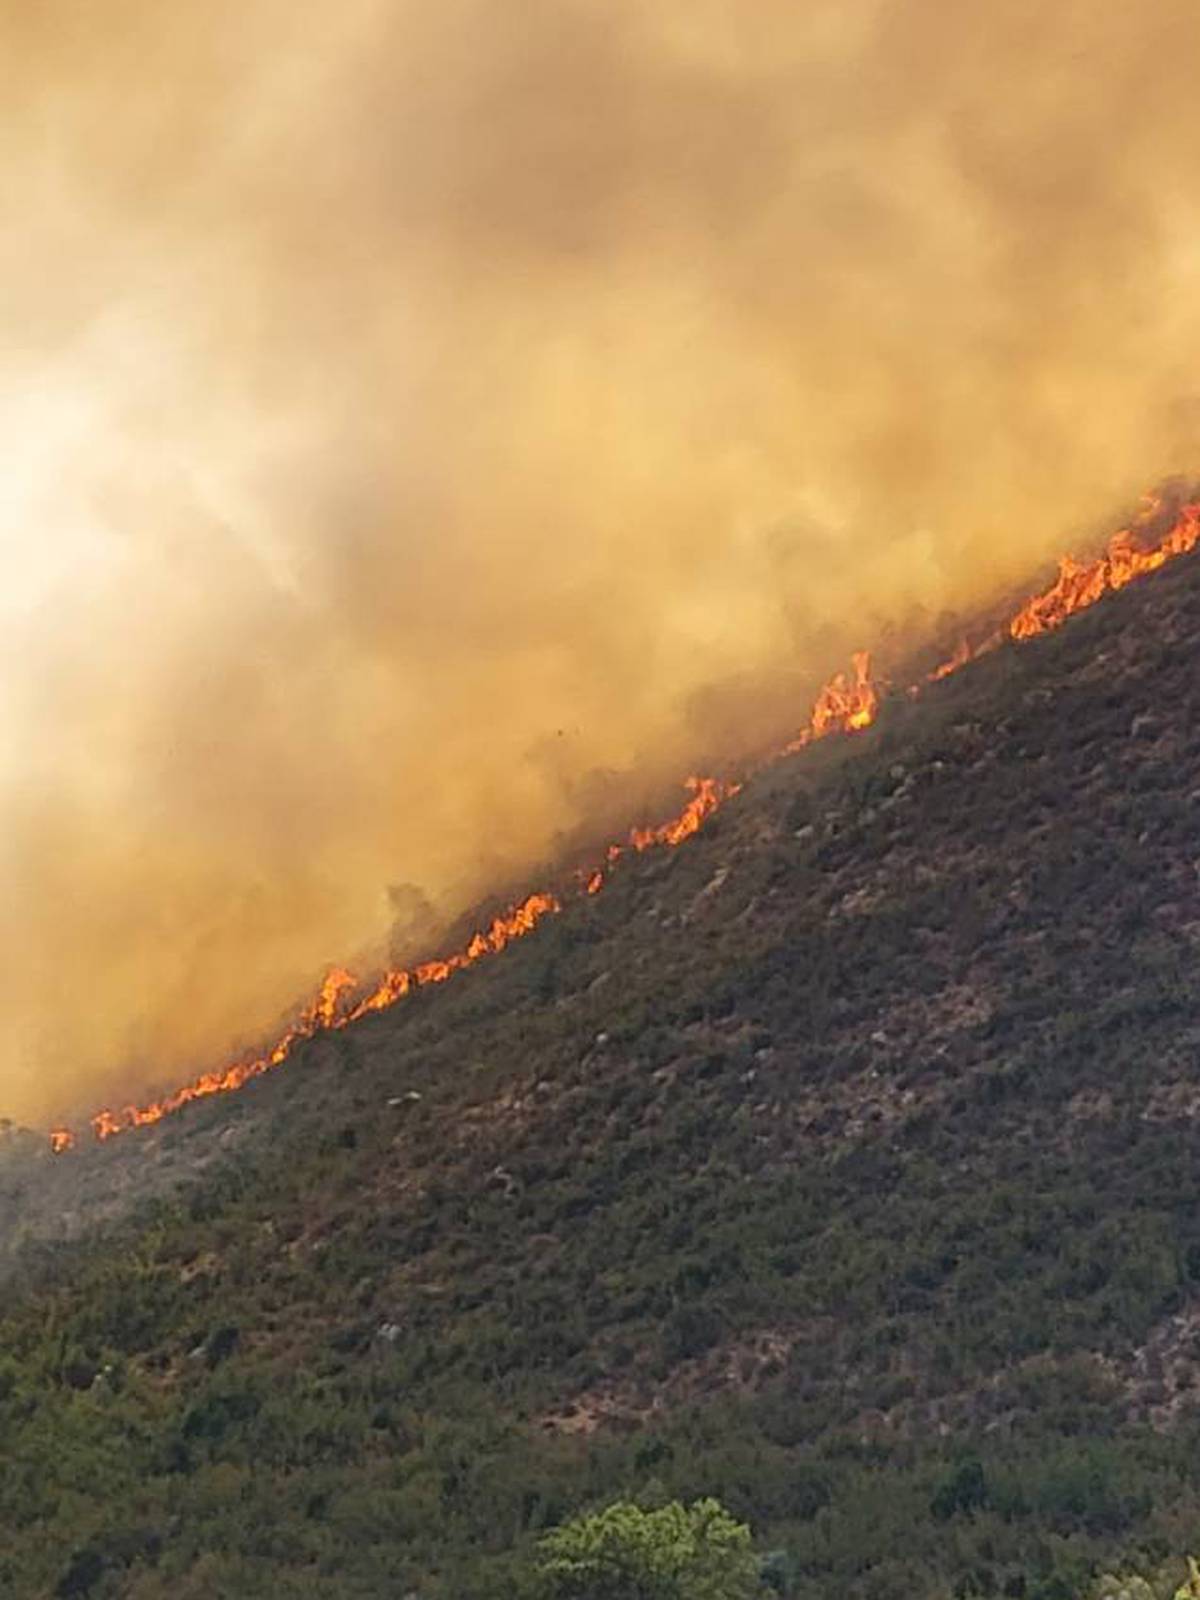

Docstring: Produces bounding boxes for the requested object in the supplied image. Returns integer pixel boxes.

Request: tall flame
[783,649,880,754]
[46,498,1200,1153]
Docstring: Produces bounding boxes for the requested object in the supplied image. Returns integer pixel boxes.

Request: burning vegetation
[47,497,1200,1154]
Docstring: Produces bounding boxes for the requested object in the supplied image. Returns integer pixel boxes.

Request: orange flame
[929,637,974,683]
[81,892,564,1140]
[783,649,880,754]
[47,498,1200,1152]
[628,775,740,852]
[346,890,561,1024]
[1009,504,1200,641]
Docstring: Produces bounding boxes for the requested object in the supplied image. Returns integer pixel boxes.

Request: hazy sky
[2,0,1199,1124]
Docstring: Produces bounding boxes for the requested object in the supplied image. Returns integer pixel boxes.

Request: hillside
[6,543,1200,1598]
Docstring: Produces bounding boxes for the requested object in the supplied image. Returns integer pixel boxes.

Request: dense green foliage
[1095,1552,1200,1600]
[4,551,1200,1595]
[533,1497,759,1600]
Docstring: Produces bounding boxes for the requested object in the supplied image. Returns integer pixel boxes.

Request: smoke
[2,0,1199,1124]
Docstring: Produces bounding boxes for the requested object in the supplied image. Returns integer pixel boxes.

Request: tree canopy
[534,1497,761,1600]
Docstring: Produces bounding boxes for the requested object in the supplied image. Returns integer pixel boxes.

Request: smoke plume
[2,0,1199,1123]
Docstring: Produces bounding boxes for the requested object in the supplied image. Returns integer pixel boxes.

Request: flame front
[345,891,561,1024]
[1009,504,1200,641]
[49,498,1200,1152]
[83,892,563,1140]
[628,775,740,852]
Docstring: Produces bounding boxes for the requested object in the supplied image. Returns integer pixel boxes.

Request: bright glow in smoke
[2,0,1200,1124]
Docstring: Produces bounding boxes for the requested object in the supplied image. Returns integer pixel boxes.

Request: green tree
[534,1497,760,1600]
[1095,1554,1200,1600]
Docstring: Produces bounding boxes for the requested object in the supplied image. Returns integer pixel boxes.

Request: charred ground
[5,550,1200,1597]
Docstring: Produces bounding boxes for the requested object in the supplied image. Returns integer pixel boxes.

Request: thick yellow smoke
[2,0,1199,1124]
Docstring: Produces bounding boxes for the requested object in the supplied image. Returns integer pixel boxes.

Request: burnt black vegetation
[5,552,1200,1597]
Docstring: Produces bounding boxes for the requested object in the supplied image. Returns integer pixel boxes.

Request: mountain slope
[6,547,1200,1598]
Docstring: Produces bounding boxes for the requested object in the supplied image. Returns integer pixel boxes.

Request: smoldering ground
[2,0,1199,1122]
